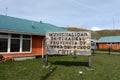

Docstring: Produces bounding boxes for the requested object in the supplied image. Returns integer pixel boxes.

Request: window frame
[0,33,32,54]
[21,35,32,53]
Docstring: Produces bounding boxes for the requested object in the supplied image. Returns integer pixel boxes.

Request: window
[0,33,8,37]
[0,33,8,52]
[10,34,20,52]
[22,35,31,52]
[10,39,20,52]
[11,34,20,38]
[0,33,32,53]
[0,38,8,52]
[23,35,31,38]
[22,40,31,51]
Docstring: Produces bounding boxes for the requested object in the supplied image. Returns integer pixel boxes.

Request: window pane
[0,38,8,52]
[11,34,20,38]
[10,39,20,52]
[0,33,8,38]
[23,35,31,38]
[22,40,30,52]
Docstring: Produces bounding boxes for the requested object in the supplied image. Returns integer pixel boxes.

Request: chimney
[40,21,42,24]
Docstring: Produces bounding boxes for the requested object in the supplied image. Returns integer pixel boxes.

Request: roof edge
[0,29,45,36]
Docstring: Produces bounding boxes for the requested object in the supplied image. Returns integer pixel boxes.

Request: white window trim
[20,35,23,53]
[21,35,32,53]
[0,34,32,54]
[29,36,32,53]
[8,34,11,53]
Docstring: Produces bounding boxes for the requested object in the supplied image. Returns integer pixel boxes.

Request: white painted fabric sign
[46,32,91,55]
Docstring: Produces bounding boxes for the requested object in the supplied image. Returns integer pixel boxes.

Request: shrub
[2,57,12,62]
[0,55,12,62]
[0,54,3,61]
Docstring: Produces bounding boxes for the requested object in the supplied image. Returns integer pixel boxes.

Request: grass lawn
[0,53,120,80]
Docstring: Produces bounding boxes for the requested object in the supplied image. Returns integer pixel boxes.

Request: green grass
[0,54,120,80]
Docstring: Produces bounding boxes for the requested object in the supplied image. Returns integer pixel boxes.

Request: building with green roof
[0,14,67,59]
[95,36,120,50]
[96,36,120,43]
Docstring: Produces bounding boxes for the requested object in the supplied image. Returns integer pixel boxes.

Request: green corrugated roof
[91,39,97,42]
[0,15,67,35]
[96,36,120,43]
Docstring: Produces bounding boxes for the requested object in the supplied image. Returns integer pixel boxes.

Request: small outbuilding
[96,36,120,50]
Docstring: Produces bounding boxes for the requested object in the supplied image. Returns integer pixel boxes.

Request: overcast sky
[0,0,120,30]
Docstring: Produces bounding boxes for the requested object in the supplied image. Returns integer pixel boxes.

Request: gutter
[0,29,45,36]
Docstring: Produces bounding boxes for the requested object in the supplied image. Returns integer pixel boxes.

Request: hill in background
[63,27,120,39]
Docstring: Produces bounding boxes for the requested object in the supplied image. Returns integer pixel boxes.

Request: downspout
[42,37,45,58]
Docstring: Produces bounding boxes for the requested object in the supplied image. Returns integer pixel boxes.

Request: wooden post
[86,55,94,70]
[45,53,48,66]
[88,55,92,68]
[108,47,111,55]
[73,51,77,59]
[44,37,49,66]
